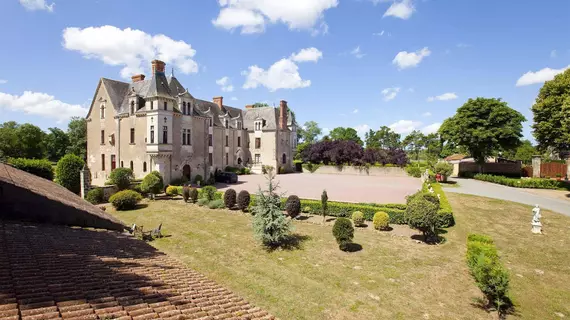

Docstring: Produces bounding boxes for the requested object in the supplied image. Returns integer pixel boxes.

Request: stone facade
[86,60,297,185]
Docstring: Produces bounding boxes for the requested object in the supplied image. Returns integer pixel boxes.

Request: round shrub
[193,174,203,185]
[201,186,217,201]
[189,187,198,203]
[224,188,237,209]
[302,206,311,213]
[285,195,301,218]
[208,199,225,209]
[406,193,440,243]
[140,171,164,197]
[55,154,85,194]
[8,158,54,180]
[197,198,209,207]
[434,162,453,177]
[108,167,134,190]
[165,185,179,197]
[352,211,365,227]
[373,211,390,231]
[332,218,354,251]
[182,185,190,202]
[237,190,251,212]
[86,187,104,205]
[109,190,142,211]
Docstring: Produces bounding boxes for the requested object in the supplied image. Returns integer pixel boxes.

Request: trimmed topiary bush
[224,188,237,209]
[189,187,198,203]
[109,190,142,210]
[434,162,453,178]
[85,187,104,204]
[165,185,179,196]
[140,171,164,199]
[332,218,354,251]
[201,186,217,201]
[373,211,390,231]
[208,199,225,209]
[108,167,134,190]
[237,190,251,212]
[285,195,301,218]
[197,198,209,206]
[351,211,365,227]
[182,185,190,202]
[405,192,440,243]
[193,174,203,185]
[55,154,85,194]
[321,189,328,224]
[7,158,54,180]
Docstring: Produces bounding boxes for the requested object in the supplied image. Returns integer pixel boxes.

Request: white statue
[531,205,542,234]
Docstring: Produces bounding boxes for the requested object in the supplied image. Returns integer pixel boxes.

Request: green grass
[108,194,570,320]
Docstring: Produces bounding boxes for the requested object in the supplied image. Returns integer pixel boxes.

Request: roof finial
[171,67,175,77]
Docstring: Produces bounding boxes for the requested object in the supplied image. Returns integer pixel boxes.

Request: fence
[540,162,567,178]
[522,166,533,177]
[458,162,522,178]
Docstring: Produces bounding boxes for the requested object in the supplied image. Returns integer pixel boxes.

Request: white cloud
[19,0,54,12]
[381,87,400,101]
[212,0,339,34]
[0,91,87,122]
[393,47,430,69]
[0,79,7,84]
[422,122,441,134]
[516,65,570,86]
[422,112,431,117]
[322,127,331,136]
[352,109,359,114]
[550,50,557,58]
[350,46,366,59]
[427,92,458,102]
[383,0,415,20]
[62,25,199,79]
[231,97,238,101]
[242,48,321,91]
[291,47,323,62]
[354,124,370,139]
[216,76,234,92]
[389,120,421,134]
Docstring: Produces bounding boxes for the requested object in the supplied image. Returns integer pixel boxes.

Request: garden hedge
[421,181,455,228]
[7,158,54,180]
[474,173,570,190]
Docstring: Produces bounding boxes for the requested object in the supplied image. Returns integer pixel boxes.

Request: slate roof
[0,220,275,320]
[243,107,279,131]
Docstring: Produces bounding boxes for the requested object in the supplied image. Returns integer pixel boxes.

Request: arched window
[164,101,167,110]
[143,162,147,172]
[130,161,133,170]
[130,101,135,115]
[183,101,186,115]
[120,161,124,167]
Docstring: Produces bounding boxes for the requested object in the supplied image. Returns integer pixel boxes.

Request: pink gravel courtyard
[216,173,422,204]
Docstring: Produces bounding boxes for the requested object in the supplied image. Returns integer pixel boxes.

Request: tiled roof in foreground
[0,221,275,320]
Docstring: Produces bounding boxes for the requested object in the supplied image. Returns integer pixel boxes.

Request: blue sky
[1,0,569,142]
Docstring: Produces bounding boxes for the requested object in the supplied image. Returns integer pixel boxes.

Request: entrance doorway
[183,165,191,180]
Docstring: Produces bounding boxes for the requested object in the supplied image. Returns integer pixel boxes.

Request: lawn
[108,194,570,320]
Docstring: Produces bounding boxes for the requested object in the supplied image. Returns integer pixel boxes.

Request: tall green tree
[297,121,322,143]
[402,130,426,160]
[67,117,87,161]
[0,121,22,160]
[439,97,525,164]
[531,68,570,156]
[45,127,70,162]
[329,127,363,146]
[502,140,536,164]
[423,133,443,162]
[0,122,46,159]
[365,126,401,149]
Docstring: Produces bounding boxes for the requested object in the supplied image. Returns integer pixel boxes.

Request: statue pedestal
[531,222,542,234]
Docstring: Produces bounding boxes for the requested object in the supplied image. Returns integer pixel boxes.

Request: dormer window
[208,118,213,127]
[224,120,228,129]
[130,101,135,115]
[254,120,262,131]
[183,102,187,115]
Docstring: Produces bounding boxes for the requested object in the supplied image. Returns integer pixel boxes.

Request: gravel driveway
[446,178,570,217]
[216,173,422,204]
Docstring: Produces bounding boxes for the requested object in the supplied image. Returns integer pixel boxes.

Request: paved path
[446,178,570,217]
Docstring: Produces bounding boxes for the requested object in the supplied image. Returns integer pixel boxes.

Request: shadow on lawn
[343,243,363,252]
[470,297,517,320]
[410,229,447,245]
[265,234,311,252]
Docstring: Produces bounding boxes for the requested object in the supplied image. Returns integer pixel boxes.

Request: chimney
[213,96,223,109]
[279,100,288,130]
[151,60,166,74]
[131,74,145,82]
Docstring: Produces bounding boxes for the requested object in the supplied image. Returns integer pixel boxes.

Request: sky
[1,0,569,142]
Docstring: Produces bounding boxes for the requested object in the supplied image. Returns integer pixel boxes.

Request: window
[208,134,212,147]
[183,102,186,115]
[164,101,167,110]
[282,154,287,164]
[226,153,229,165]
[255,137,261,149]
[100,104,105,119]
[187,130,191,145]
[101,154,105,171]
[208,118,212,127]
[130,101,135,115]
[225,135,228,147]
[111,155,116,170]
[130,161,133,170]
[150,101,154,110]
[130,128,135,144]
[150,126,155,144]
[225,120,228,129]
[182,129,187,145]
[163,126,168,144]
[254,154,260,164]
[120,161,123,167]
[143,161,147,172]
[237,136,241,147]
[255,121,262,131]
[237,122,242,130]
[100,130,105,145]
[208,153,213,166]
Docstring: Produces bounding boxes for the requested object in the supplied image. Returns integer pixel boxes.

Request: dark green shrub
[55,154,85,194]
[373,211,390,230]
[169,176,189,186]
[193,174,203,185]
[351,211,365,227]
[189,187,198,203]
[197,198,209,206]
[107,168,134,190]
[405,193,441,243]
[302,162,322,173]
[321,190,328,224]
[109,190,142,210]
[140,171,164,198]
[201,186,217,201]
[8,158,54,180]
[406,165,422,178]
[224,188,237,209]
[208,199,225,209]
[237,190,250,212]
[252,174,291,247]
[206,173,216,185]
[474,174,568,190]
[285,195,301,218]
[85,187,104,204]
[165,185,179,196]
[332,218,354,251]
[182,185,190,202]
[434,162,453,177]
